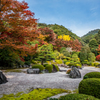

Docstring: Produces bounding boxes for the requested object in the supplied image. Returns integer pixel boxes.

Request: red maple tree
[0,0,38,56]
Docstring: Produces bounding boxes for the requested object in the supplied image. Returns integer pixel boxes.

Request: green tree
[60,47,71,57]
[88,52,95,62]
[89,39,98,56]
[95,30,100,44]
[35,44,54,65]
[79,45,91,63]
[71,54,79,62]
[89,39,98,49]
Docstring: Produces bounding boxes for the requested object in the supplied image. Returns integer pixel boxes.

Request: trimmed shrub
[55,60,63,64]
[68,62,75,67]
[31,60,37,64]
[82,60,88,65]
[45,64,53,73]
[66,57,71,61]
[94,62,99,67]
[65,61,70,65]
[58,94,100,100]
[91,62,95,66]
[79,78,100,99]
[83,72,100,79]
[32,64,45,72]
[71,54,79,62]
[75,64,82,68]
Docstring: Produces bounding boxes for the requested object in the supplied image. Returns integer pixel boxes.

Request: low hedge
[32,64,45,72]
[78,78,100,99]
[45,64,53,73]
[83,72,100,79]
[51,94,100,100]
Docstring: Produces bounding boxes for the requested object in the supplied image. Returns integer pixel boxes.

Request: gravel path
[0,66,100,98]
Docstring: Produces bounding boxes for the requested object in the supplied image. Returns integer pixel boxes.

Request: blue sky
[18,0,100,37]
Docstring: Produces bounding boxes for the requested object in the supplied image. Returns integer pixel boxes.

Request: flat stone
[47,93,68,99]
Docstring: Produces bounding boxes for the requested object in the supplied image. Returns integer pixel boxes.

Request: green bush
[31,60,37,64]
[91,62,95,66]
[68,62,75,67]
[94,62,99,67]
[57,94,100,100]
[55,60,63,64]
[32,64,45,72]
[66,57,71,61]
[79,78,100,99]
[83,72,100,79]
[65,61,70,65]
[75,64,82,68]
[45,64,53,73]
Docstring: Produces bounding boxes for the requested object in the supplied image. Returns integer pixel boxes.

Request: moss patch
[0,88,71,100]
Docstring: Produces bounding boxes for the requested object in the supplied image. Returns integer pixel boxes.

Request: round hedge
[32,64,45,72]
[78,78,100,99]
[45,64,53,73]
[56,93,99,100]
[83,72,100,79]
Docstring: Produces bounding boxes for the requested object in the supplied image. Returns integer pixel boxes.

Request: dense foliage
[0,88,70,100]
[83,72,100,79]
[38,23,81,41]
[32,64,45,72]
[81,29,100,44]
[79,78,100,99]
[55,94,100,100]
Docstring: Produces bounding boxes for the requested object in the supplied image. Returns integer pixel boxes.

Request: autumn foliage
[96,45,100,54]
[96,55,100,61]
[0,0,38,56]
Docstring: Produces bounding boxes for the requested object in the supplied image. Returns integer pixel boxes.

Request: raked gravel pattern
[0,66,100,98]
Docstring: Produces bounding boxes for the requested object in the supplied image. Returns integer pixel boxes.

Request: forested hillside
[81,29,100,44]
[38,23,81,41]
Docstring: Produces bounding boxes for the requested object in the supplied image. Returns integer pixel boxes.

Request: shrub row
[32,64,59,73]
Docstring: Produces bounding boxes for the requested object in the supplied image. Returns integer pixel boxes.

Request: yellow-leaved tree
[58,35,71,41]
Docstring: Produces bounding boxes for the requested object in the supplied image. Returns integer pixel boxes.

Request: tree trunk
[41,60,43,65]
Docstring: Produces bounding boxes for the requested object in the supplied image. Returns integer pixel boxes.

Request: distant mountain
[81,29,100,44]
[38,23,81,41]
[82,29,100,37]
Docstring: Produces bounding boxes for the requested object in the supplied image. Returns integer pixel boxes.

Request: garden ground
[0,66,100,98]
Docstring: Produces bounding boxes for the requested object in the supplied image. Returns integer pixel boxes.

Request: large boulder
[0,71,8,84]
[69,67,81,78]
[52,64,58,72]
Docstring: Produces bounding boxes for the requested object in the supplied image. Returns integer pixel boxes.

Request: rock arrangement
[27,68,40,74]
[52,64,58,72]
[69,67,81,78]
[0,71,8,84]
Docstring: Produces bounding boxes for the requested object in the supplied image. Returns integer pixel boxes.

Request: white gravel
[0,66,100,98]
